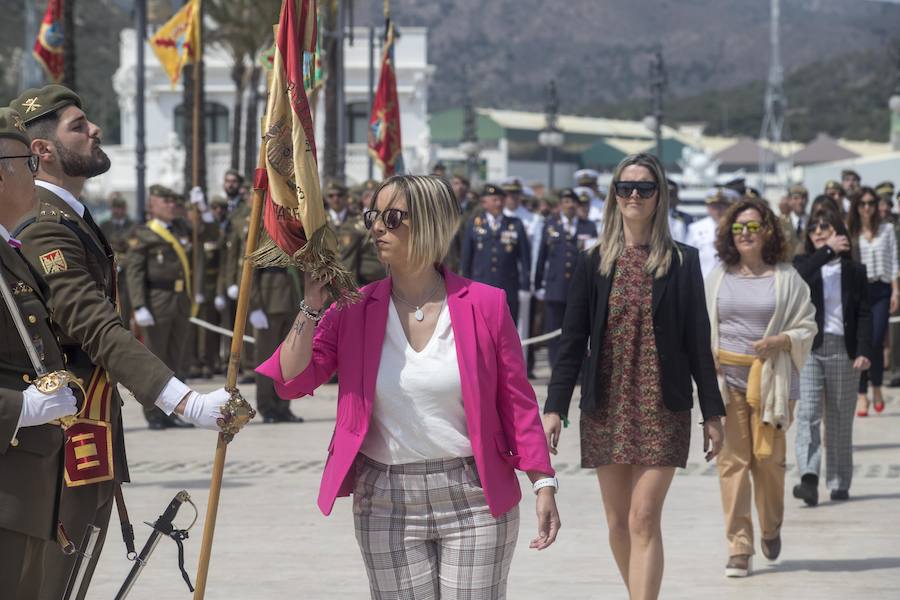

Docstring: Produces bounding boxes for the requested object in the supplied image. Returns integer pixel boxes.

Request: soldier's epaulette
[35,202,64,224]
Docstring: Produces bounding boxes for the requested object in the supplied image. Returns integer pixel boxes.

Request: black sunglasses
[614,181,658,199]
[364,208,408,230]
[807,221,833,233]
[0,154,39,174]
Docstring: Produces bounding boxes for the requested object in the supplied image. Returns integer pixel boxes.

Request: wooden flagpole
[192,133,266,600]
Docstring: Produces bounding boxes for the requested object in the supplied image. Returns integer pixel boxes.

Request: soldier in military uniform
[460,183,531,323]
[534,188,598,367]
[197,195,228,376]
[99,193,135,327]
[0,106,78,599]
[125,185,196,429]
[10,85,238,600]
[326,180,386,286]
[444,174,481,273]
[218,182,255,381]
[686,187,735,278]
[781,184,809,258]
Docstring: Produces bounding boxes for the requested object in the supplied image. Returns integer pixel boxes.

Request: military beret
[109,195,127,208]
[0,107,30,146]
[481,183,506,197]
[10,84,83,125]
[559,188,579,202]
[788,184,808,197]
[209,195,228,207]
[824,180,843,193]
[875,181,894,198]
[841,169,860,180]
[325,180,348,195]
[148,184,176,198]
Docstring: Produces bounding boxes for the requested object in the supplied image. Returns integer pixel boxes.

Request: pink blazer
[256,269,554,518]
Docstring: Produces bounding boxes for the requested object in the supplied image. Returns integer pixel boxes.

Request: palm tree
[206,0,281,173]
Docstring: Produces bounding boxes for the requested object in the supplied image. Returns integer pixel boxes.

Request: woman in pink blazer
[257,175,559,599]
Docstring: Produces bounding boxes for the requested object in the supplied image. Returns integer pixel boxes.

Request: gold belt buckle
[174,279,184,293]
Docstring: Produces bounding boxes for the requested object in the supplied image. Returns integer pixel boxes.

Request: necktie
[7,238,22,249]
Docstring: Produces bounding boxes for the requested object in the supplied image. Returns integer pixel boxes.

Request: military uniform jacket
[329,212,385,286]
[460,213,531,294]
[0,240,66,540]
[16,187,176,484]
[220,200,252,296]
[124,220,192,322]
[99,217,135,261]
[535,216,598,303]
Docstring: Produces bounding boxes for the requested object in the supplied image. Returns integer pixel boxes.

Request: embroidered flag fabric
[33,0,65,82]
[368,20,404,177]
[149,0,200,86]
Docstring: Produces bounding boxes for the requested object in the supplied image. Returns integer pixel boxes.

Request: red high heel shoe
[874,400,885,413]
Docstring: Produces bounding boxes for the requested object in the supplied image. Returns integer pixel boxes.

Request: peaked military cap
[500,177,522,194]
[148,184,176,198]
[559,188,579,202]
[10,84,83,125]
[325,180,348,195]
[788,184,808,197]
[574,169,600,186]
[824,180,843,193]
[875,181,894,198]
[481,183,506,197]
[0,107,30,146]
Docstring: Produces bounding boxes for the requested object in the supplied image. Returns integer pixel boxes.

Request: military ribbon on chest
[147,220,198,317]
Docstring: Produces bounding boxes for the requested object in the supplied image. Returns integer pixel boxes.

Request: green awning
[580,139,627,169]
[429,109,505,145]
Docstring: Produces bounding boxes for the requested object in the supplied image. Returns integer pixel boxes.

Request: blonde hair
[598,153,676,279]
[370,175,460,272]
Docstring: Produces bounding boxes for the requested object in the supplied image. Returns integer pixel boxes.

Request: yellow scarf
[717,348,774,459]
[147,219,197,317]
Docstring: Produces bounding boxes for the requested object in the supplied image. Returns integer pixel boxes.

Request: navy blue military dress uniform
[460,211,531,324]
[535,214,597,366]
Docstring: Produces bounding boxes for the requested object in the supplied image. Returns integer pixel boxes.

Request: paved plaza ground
[88,360,900,599]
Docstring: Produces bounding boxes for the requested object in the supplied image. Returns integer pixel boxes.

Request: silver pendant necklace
[392,276,443,322]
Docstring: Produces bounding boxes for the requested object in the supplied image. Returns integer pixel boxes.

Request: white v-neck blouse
[359,301,472,464]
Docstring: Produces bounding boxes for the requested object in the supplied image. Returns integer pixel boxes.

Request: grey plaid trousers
[796,334,858,492]
[352,455,520,599]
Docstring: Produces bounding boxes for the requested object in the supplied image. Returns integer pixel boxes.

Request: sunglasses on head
[807,221,833,233]
[614,181,658,199]
[731,221,763,235]
[0,154,39,174]
[364,208,408,230]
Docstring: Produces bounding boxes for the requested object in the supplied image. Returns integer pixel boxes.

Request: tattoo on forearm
[289,317,306,348]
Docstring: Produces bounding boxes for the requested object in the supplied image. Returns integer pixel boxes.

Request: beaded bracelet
[298,299,325,323]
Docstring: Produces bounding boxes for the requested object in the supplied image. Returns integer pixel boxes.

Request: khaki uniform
[125,220,193,423]
[198,221,226,374]
[251,267,299,418]
[16,187,175,600]
[0,239,67,599]
[330,212,385,286]
[99,217,135,326]
[221,200,255,371]
[780,214,806,258]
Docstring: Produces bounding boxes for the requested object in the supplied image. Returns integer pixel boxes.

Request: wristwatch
[532,477,559,495]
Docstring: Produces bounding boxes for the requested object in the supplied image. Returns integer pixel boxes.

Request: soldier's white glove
[134,306,156,327]
[18,384,78,428]
[227,284,239,300]
[534,288,546,301]
[190,186,208,211]
[249,309,269,330]
[195,293,206,305]
[214,295,226,311]
[181,388,229,430]
[518,290,532,305]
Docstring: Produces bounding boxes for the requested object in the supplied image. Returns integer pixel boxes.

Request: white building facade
[86,26,434,205]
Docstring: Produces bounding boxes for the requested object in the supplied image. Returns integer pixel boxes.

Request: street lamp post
[458,89,480,184]
[538,80,564,190]
[890,55,900,151]
[647,48,667,162]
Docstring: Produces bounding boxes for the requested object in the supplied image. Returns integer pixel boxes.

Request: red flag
[33,0,65,82]
[368,20,404,177]
[253,0,357,304]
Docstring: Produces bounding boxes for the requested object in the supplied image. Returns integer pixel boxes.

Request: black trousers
[544,300,567,368]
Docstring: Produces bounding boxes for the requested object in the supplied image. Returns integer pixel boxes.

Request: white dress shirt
[35,180,86,217]
[686,216,720,278]
[821,259,844,336]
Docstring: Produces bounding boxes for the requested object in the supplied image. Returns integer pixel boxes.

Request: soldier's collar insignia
[22,97,42,113]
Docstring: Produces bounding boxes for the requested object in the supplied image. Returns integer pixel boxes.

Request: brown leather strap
[114,484,137,559]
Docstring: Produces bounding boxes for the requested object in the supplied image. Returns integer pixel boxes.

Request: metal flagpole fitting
[217,388,255,444]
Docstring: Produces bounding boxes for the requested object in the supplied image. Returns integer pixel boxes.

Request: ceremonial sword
[61,525,102,600]
[114,490,198,600]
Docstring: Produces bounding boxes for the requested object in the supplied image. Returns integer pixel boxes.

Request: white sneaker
[725,555,752,577]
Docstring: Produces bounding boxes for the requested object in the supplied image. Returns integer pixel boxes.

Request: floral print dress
[580,246,692,468]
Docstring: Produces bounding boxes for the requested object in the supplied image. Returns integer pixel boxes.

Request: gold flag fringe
[248,226,361,308]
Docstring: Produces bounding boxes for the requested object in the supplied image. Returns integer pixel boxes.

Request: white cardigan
[705,263,817,429]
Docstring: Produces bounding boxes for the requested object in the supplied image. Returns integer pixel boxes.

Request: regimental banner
[150,0,200,86]
[33,0,65,83]
[368,19,404,177]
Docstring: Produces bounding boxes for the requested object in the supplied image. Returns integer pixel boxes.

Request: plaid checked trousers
[796,334,858,492]
[353,456,519,599]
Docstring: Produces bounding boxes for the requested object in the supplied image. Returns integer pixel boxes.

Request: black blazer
[793,247,872,360]
[544,243,725,420]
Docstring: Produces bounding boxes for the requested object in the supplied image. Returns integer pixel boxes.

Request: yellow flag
[150,0,200,86]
